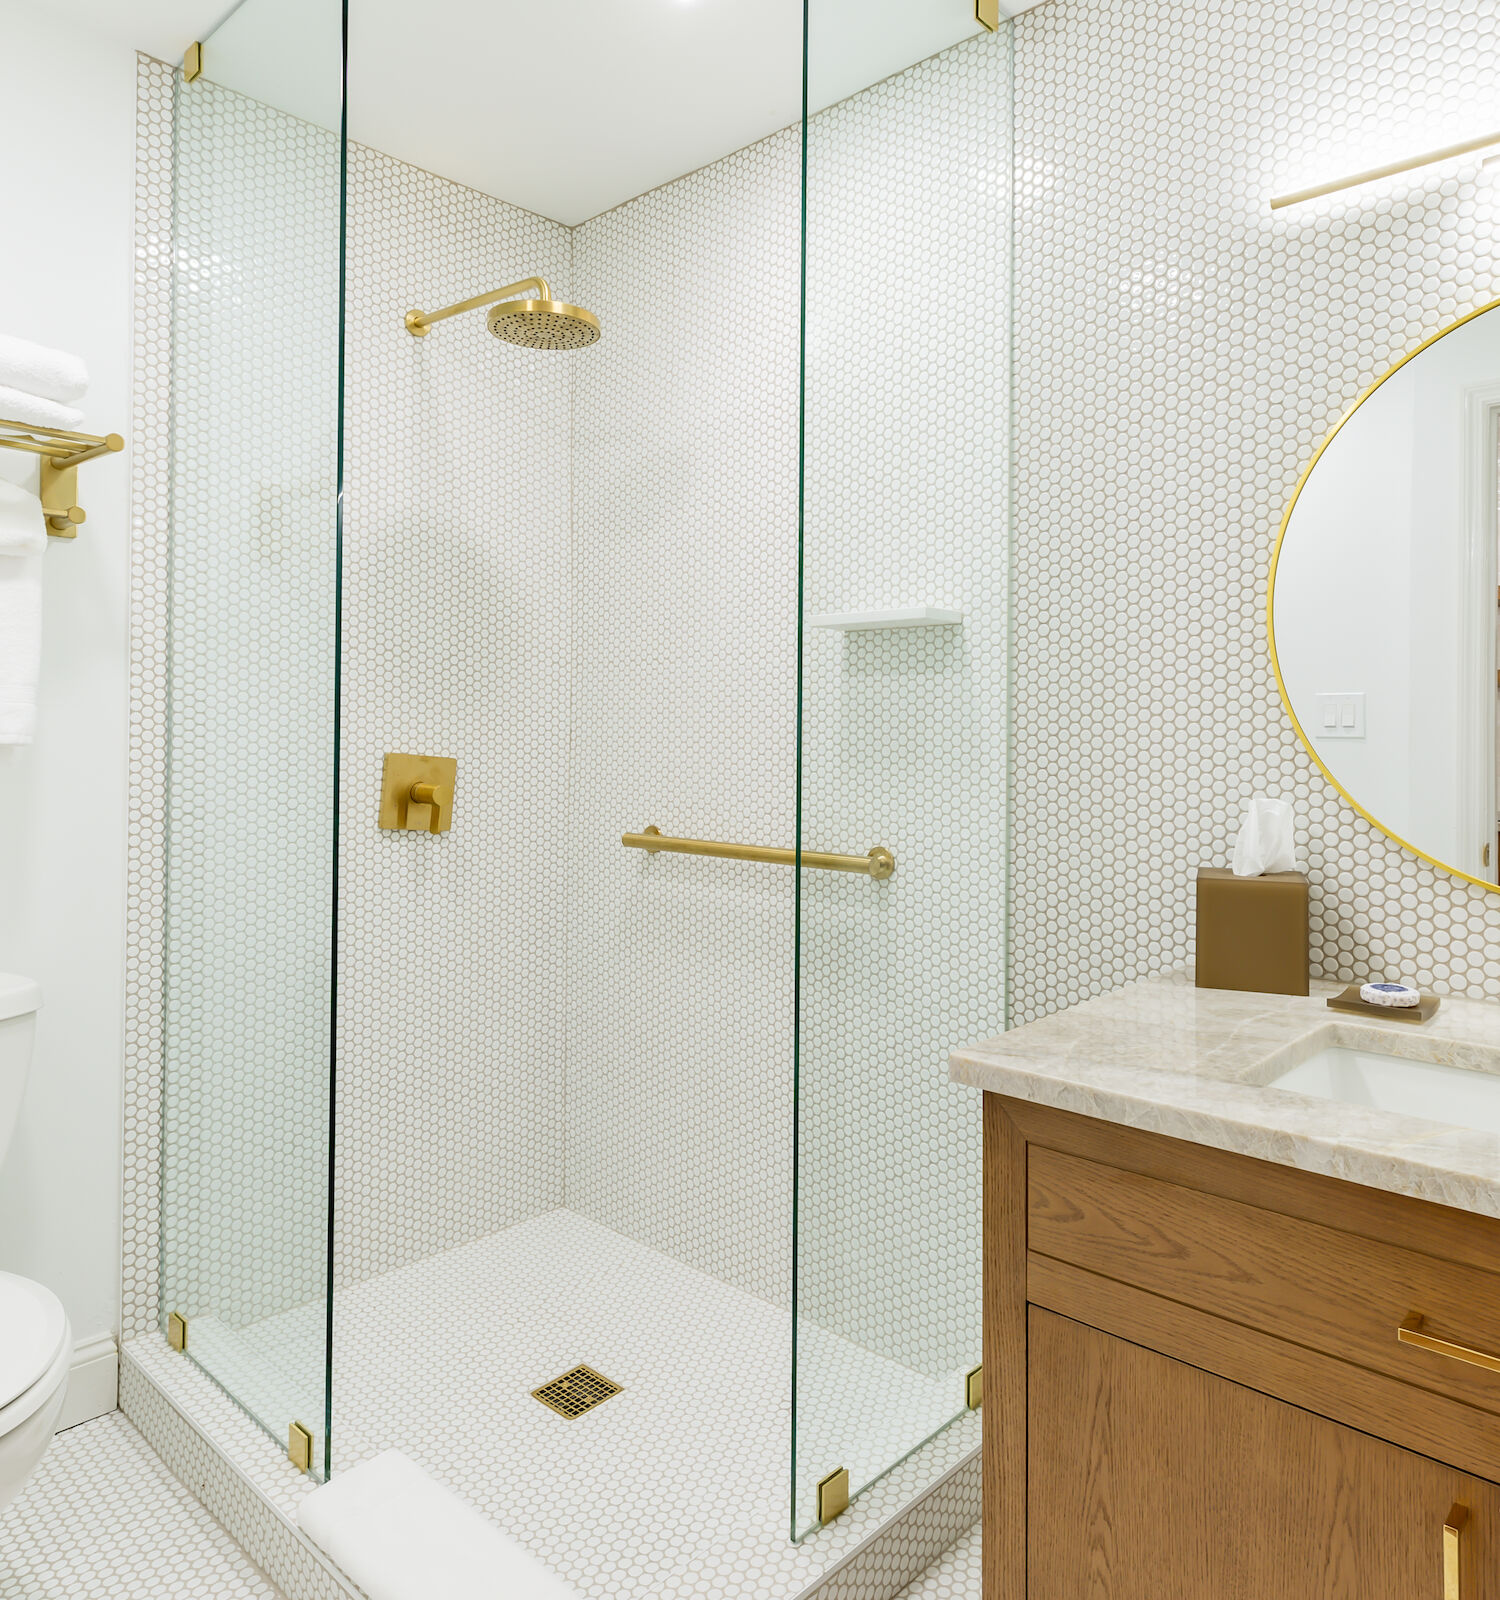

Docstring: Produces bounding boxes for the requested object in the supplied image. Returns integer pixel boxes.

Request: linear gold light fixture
[1270,127,1500,209]
[975,0,1001,30]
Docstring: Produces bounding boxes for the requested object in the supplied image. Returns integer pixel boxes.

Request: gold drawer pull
[1398,1313,1500,1374]
[1445,1503,1468,1600]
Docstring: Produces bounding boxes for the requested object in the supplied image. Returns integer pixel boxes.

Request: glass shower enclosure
[156,0,1009,1571]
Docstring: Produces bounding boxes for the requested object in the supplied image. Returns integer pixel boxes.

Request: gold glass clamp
[815,1466,849,1524]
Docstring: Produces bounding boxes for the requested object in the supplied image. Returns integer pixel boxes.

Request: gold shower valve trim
[379,753,457,833]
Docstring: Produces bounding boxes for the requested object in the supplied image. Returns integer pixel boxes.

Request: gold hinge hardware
[965,1363,984,1409]
[816,1466,850,1524]
[183,41,203,82]
[166,1311,188,1352]
[975,0,1001,30]
[288,1421,314,1474]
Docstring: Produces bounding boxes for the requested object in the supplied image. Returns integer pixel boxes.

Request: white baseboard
[57,1333,118,1430]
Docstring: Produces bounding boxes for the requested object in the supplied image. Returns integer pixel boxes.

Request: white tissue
[1231,797,1298,877]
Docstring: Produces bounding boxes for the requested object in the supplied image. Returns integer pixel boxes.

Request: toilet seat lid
[0,1274,67,1409]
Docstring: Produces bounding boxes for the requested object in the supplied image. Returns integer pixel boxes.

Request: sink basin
[1269,1047,1500,1135]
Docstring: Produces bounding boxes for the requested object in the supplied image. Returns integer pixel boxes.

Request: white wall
[0,0,136,1399]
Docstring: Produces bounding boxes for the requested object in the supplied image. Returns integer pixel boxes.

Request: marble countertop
[949,970,1500,1218]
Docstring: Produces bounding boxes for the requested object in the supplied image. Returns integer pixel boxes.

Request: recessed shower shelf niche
[807,606,964,631]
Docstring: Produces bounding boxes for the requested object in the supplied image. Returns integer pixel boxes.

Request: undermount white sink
[1269,1047,1500,1136]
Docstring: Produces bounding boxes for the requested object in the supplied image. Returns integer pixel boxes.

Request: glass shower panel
[794,4,1013,1536]
[159,0,345,1480]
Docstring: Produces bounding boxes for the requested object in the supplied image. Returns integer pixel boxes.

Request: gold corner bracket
[288,1421,314,1474]
[166,1311,188,1352]
[965,1363,984,1409]
[183,41,203,81]
[975,0,1002,30]
[816,1467,850,1525]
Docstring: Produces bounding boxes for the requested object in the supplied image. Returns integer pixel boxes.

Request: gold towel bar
[0,417,124,538]
[623,825,894,880]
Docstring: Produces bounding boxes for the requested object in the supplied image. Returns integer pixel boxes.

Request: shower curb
[120,1342,363,1600]
[121,1332,977,1600]
[791,1450,980,1600]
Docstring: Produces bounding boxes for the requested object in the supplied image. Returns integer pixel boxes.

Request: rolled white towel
[0,335,88,406]
[0,384,84,434]
[0,481,46,746]
[300,1450,582,1600]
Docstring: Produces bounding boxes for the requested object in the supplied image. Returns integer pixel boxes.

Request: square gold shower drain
[531,1365,623,1419]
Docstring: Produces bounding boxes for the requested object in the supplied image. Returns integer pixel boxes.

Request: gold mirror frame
[1267,294,1500,895]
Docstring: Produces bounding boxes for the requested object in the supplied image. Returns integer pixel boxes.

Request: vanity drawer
[1027,1146,1500,1414]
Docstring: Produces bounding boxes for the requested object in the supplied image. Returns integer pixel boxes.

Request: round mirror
[1271,299,1500,890]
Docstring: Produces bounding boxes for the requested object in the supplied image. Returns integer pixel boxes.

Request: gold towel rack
[623,825,895,880]
[0,417,124,538]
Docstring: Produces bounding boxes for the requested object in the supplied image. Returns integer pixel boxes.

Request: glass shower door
[159,0,345,1480]
[793,1,1013,1536]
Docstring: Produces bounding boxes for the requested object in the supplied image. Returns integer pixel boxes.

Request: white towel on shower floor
[0,334,88,406]
[0,480,46,745]
[0,383,84,434]
[299,1449,582,1600]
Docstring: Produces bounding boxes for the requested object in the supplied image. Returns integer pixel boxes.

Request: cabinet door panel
[1028,1307,1499,1600]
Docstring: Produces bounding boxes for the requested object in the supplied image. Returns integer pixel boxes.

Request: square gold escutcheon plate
[379,752,457,832]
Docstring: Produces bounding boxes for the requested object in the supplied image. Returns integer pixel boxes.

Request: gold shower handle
[409,782,451,834]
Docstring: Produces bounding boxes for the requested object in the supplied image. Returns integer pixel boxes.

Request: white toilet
[0,973,71,1510]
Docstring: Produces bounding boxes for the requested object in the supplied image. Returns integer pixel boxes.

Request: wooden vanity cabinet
[984,1095,1500,1600]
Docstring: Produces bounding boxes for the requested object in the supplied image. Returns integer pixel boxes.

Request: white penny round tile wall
[1010,0,1500,1023]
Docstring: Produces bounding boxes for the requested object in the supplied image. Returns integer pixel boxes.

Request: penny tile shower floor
[195,1209,976,1599]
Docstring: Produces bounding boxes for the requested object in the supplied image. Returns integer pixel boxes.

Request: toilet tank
[0,975,40,1165]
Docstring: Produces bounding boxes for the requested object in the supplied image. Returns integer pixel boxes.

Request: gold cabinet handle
[408,782,451,834]
[1398,1313,1500,1374]
[1445,1503,1468,1600]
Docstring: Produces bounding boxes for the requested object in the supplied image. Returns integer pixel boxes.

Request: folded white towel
[299,1450,581,1600]
[0,482,46,746]
[0,335,88,406]
[0,384,84,434]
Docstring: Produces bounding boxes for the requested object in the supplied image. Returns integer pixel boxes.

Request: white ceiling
[37,0,1041,224]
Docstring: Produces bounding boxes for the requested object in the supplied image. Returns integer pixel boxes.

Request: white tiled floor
[188,1208,976,1598]
[894,1525,980,1598]
[0,1413,286,1599]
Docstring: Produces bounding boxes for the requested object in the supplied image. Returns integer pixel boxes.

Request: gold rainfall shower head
[404,276,600,349]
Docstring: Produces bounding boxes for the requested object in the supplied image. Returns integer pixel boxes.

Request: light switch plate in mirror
[1269,295,1500,893]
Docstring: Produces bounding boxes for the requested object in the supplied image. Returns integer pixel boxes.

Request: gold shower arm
[405,278,552,337]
